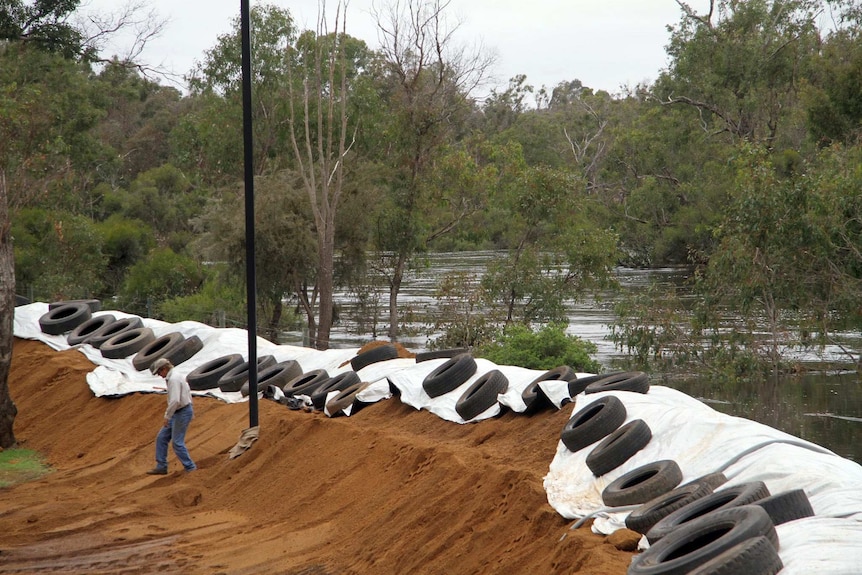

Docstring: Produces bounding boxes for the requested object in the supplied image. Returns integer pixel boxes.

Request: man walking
[147,358,197,475]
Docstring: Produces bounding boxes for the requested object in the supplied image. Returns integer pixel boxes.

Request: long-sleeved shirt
[164,369,193,420]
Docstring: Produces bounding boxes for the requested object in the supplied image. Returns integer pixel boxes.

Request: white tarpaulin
[544,387,862,574]
[13,303,549,423]
[13,303,862,573]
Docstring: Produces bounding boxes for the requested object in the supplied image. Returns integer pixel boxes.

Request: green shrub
[12,207,106,300]
[478,322,601,373]
[118,247,206,317]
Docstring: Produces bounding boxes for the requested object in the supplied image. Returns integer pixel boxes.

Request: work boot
[146,467,168,475]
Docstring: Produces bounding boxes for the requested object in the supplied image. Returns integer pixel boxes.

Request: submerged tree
[371,0,494,341]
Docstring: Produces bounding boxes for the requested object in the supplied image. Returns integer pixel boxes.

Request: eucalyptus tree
[186,3,377,348]
[695,144,862,373]
[804,3,862,145]
[283,6,381,349]
[193,173,317,341]
[481,142,619,326]
[0,0,164,447]
[371,0,494,340]
[1,0,104,447]
[183,4,298,184]
[656,0,822,149]
[602,98,733,265]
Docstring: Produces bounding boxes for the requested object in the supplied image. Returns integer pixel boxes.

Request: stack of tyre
[559,372,653,477]
[243,344,398,415]
[556,371,814,574]
[611,458,812,574]
[419,351,510,421]
[39,301,204,373]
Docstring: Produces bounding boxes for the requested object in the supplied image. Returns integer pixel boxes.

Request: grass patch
[0,448,52,487]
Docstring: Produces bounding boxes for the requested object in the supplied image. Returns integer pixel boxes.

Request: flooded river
[281,251,861,462]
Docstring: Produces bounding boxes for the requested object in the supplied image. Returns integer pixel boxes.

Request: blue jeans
[154,404,196,471]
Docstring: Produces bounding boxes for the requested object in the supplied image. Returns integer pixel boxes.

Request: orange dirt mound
[0,338,635,574]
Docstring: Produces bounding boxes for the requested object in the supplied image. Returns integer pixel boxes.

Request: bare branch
[76,1,173,82]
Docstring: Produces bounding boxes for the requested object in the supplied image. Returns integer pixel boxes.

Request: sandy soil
[0,338,637,574]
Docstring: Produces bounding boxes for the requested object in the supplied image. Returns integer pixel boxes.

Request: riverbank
[0,338,636,574]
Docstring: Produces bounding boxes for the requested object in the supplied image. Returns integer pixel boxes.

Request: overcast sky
[82,0,710,97]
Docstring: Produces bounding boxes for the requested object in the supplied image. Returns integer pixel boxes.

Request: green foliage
[12,207,106,300]
[427,271,501,350]
[478,323,601,373]
[658,0,820,147]
[6,0,862,378]
[158,272,248,327]
[118,247,206,317]
[101,164,202,241]
[0,0,89,60]
[804,26,862,145]
[193,173,316,315]
[95,215,155,295]
[0,45,111,212]
[479,147,619,325]
[614,142,862,376]
[610,283,690,369]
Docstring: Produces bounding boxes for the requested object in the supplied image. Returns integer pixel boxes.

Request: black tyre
[100,327,156,360]
[241,360,304,397]
[522,366,576,413]
[559,395,626,453]
[217,355,277,392]
[646,481,771,544]
[601,460,683,507]
[67,314,116,346]
[626,473,726,535]
[132,333,203,371]
[691,472,729,491]
[751,488,814,526]
[326,381,370,415]
[87,317,144,349]
[687,535,783,575]
[282,369,330,397]
[629,506,778,575]
[422,353,477,397]
[38,302,92,335]
[568,373,616,396]
[161,334,204,367]
[187,354,244,391]
[350,344,398,371]
[49,298,101,313]
[584,371,649,395]
[15,294,31,306]
[455,369,509,421]
[586,418,652,477]
[415,348,470,362]
[131,332,186,371]
[309,371,361,409]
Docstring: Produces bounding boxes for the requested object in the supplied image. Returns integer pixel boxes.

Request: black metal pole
[240,0,258,428]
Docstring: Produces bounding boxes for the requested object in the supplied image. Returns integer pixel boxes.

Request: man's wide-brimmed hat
[149,358,172,375]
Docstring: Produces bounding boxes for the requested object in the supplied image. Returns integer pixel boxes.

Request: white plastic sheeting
[14,303,862,572]
[544,387,862,574]
[13,303,546,423]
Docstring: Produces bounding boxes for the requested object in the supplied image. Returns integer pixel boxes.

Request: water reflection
[668,372,861,462]
[281,251,860,462]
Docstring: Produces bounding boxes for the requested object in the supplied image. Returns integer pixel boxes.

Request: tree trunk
[267,299,283,343]
[295,280,318,348]
[0,174,18,448]
[388,252,407,341]
[315,229,334,350]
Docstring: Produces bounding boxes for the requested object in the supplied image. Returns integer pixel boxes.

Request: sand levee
[0,338,635,574]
